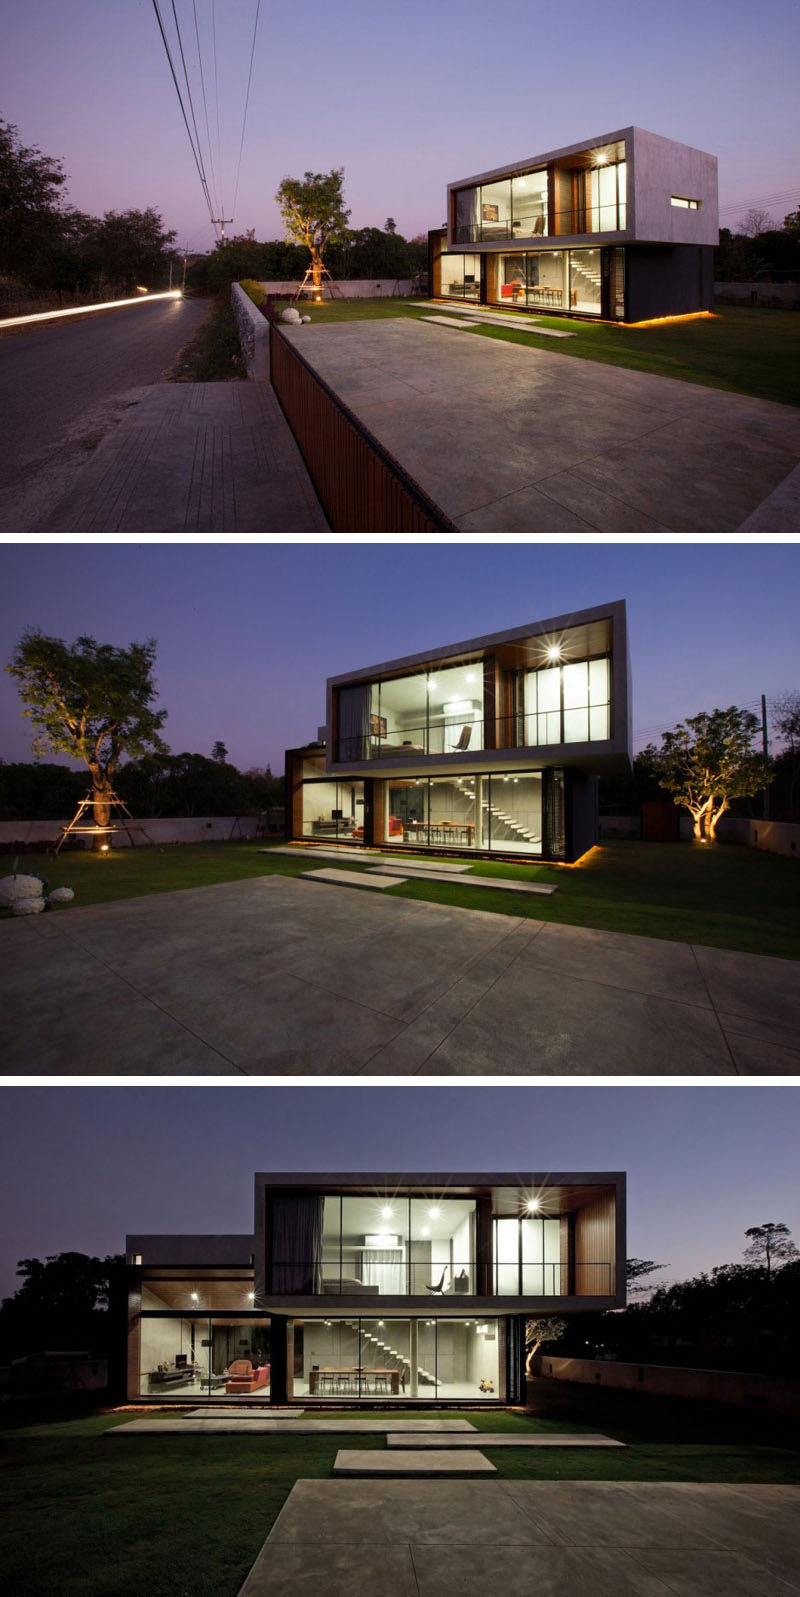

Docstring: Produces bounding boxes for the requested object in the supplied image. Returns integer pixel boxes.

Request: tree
[525,1316,567,1373]
[743,1223,799,1278]
[211,740,228,763]
[80,208,177,293]
[738,207,773,237]
[773,692,800,815]
[7,631,168,843]
[0,1252,124,1361]
[275,168,351,293]
[384,216,397,233]
[626,1258,667,1297]
[783,203,800,235]
[653,707,773,843]
[0,119,71,287]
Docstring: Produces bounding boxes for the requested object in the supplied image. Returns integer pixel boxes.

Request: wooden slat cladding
[574,1191,616,1296]
[270,326,459,535]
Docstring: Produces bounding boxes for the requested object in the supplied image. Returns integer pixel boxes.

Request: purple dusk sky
[3,1,799,251]
[1,543,798,772]
[1,1086,798,1300]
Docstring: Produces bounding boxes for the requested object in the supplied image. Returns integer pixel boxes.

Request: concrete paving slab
[38,381,329,534]
[386,1431,624,1448]
[420,316,479,328]
[299,867,407,890]
[239,1481,800,1597]
[333,1448,496,1475]
[3,873,797,1074]
[183,1407,304,1418]
[109,1416,477,1435]
[271,848,473,872]
[281,319,800,533]
[370,864,557,894]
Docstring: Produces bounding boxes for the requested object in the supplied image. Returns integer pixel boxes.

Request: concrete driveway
[280,319,800,532]
[1,876,797,1074]
[238,1479,800,1596]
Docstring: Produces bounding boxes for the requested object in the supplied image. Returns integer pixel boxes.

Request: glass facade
[294,1315,500,1400]
[363,663,484,760]
[494,1217,564,1295]
[497,248,612,316]
[137,1276,270,1400]
[440,251,481,300]
[525,657,611,745]
[301,779,365,840]
[320,1194,476,1296]
[453,159,624,244]
[379,769,550,856]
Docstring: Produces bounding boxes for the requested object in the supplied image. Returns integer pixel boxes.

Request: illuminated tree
[525,1316,567,1374]
[275,168,350,293]
[7,631,167,845]
[653,707,772,843]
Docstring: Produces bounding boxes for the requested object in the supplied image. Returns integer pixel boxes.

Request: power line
[150,0,218,233]
[169,0,214,215]
[191,0,221,219]
[231,0,262,221]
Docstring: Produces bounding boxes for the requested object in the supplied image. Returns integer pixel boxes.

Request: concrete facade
[533,1356,800,1420]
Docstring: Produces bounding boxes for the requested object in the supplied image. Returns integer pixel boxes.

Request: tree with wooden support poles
[6,630,168,854]
[53,791,161,857]
[275,168,350,302]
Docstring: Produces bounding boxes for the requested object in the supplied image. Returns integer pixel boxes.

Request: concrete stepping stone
[386,1431,624,1448]
[109,1416,478,1436]
[333,1448,496,1475]
[266,847,471,872]
[370,865,556,894]
[184,1407,304,1419]
[300,868,406,890]
[420,316,479,328]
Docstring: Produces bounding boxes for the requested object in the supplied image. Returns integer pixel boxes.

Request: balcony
[453,201,627,246]
[267,1259,615,1298]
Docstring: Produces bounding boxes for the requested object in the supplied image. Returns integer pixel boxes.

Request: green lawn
[1,1402,797,1597]
[4,838,798,961]
[268,295,800,408]
[170,294,247,382]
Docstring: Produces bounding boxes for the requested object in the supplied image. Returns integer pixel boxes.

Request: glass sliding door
[569,249,602,314]
[428,777,477,851]
[294,1316,498,1400]
[440,252,480,300]
[301,780,364,840]
[486,772,543,854]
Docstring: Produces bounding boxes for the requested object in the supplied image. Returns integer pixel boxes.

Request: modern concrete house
[429,126,718,322]
[125,1171,626,1406]
[285,601,631,864]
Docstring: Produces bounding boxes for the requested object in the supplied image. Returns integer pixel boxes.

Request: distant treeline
[187,228,428,293]
[0,757,284,822]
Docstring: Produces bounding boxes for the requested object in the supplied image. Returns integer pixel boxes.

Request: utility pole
[761,693,771,820]
[212,218,234,243]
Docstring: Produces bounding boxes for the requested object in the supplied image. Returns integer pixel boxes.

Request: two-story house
[285,601,631,864]
[429,126,718,322]
[124,1170,626,1406]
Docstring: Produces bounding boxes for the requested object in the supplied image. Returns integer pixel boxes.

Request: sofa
[225,1359,270,1394]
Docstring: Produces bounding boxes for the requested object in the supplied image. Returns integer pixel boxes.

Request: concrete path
[280,319,800,533]
[2,875,797,1073]
[301,867,409,890]
[109,1416,477,1436]
[36,381,329,533]
[369,865,557,894]
[386,1432,623,1448]
[333,1449,496,1475]
[238,1480,800,1596]
[270,847,472,872]
[184,1407,304,1418]
[0,296,208,532]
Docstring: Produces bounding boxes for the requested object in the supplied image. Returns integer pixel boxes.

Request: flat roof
[448,125,714,191]
[327,601,626,687]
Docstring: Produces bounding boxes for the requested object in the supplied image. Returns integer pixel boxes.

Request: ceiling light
[428,1207,441,1219]
[546,644,562,662]
[247,1290,255,1301]
[526,1198,540,1213]
[381,1205,393,1219]
[190,1292,199,1303]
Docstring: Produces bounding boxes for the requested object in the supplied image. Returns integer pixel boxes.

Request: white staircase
[341,1319,435,1388]
[482,800,540,846]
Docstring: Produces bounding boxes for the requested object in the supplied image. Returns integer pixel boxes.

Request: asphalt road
[0,295,209,528]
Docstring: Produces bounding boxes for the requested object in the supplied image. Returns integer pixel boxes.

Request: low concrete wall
[531,1355,800,1419]
[717,816,800,856]
[715,281,800,309]
[0,814,283,849]
[598,815,694,841]
[231,281,270,379]
[257,279,416,299]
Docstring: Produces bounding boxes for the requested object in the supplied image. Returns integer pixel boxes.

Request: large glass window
[587,161,626,231]
[137,1287,271,1401]
[453,188,479,245]
[440,252,480,300]
[301,780,364,839]
[486,772,542,854]
[455,171,547,245]
[427,777,478,851]
[378,771,552,857]
[479,178,512,240]
[294,1315,499,1400]
[511,170,547,237]
[367,662,483,761]
[569,248,602,314]
[493,1217,563,1294]
[525,657,611,744]
[499,250,567,311]
[319,1195,476,1296]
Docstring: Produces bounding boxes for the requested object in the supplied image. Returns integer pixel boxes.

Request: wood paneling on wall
[574,1191,615,1296]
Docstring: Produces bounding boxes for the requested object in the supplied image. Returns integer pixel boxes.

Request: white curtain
[361,1248,404,1294]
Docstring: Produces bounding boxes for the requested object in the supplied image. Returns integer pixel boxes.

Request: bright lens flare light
[0,290,183,332]
[546,644,562,662]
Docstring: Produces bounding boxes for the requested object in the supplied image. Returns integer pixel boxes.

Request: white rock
[0,873,45,907]
[281,307,302,324]
[48,887,75,904]
[301,315,311,324]
[12,897,45,916]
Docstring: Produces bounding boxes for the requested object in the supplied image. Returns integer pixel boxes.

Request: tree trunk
[92,780,113,852]
[707,798,728,844]
[311,248,323,292]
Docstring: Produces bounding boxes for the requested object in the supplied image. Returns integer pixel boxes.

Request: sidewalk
[38,381,329,533]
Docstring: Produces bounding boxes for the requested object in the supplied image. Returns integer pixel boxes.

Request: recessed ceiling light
[428,1207,441,1219]
[381,1205,393,1219]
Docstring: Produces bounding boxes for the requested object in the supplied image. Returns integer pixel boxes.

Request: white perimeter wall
[258,279,416,298]
[0,815,273,848]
